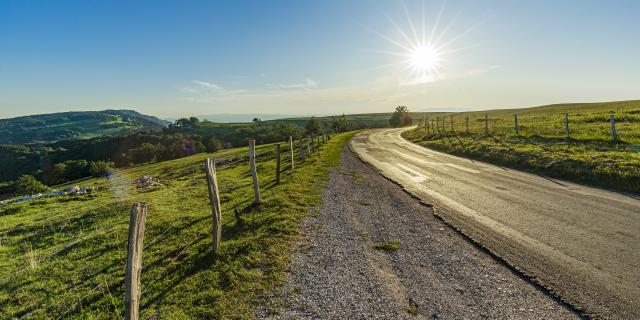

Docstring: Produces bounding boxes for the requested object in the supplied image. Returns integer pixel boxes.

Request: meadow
[403,100,640,193]
[0,132,353,319]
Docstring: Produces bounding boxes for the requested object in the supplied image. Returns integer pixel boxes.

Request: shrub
[14,175,48,196]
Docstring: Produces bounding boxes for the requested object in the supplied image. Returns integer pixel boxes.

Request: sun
[409,45,440,74]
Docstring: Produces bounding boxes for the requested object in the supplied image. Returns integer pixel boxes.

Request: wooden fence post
[450,115,454,132]
[299,137,304,161]
[124,202,147,320]
[249,140,261,204]
[307,136,312,155]
[565,112,570,137]
[204,158,222,255]
[426,114,430,134]
[465,115,469,134]
[289,136,294,172]
[514,113,519,135]
[611,112,617,142]
[431,120,435,133]
[275,144,281,184]
[436,117,440,133]
[484,113,489,135]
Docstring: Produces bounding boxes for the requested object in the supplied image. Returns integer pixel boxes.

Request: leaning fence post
[124,202,147,320]
[249,140,261,204]
[204,158,222,255]
[514,113,519,135]
[275,144,281,184]
[299,137,304,161]
[484,113,489,135]
[611,112,617,142]
[289,136,295,172]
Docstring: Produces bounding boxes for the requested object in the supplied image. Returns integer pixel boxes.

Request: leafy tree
[189,117,200,127]
[89,161,113,177]
[389,106,413,127]
[14,175,48,195]
[206,136,222,152]
[46,163,67,185]
[305,117,321,135]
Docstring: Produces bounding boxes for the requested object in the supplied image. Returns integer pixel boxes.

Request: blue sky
[1,0,639,118]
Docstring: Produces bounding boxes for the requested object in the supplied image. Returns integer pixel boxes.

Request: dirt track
[258,146,579,319]
[349,128,640,319]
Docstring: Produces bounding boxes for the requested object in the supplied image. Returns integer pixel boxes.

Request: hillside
[0,110,169,144]
[403,99,640,193]
[0,131,353,318]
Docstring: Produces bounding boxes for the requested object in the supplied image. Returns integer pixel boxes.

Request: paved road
[350,128,640,319]
[258,148,578,319]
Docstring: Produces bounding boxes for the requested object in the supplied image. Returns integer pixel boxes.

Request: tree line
[0,114,367,196]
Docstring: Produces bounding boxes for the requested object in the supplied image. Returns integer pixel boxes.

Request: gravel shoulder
[257,146,580,319]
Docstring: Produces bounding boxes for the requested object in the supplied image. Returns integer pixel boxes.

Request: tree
[89,161,113,177]
[305,117,321,135]
[389,106,413,127]
[206,136,222,152]
[14,175,48,195]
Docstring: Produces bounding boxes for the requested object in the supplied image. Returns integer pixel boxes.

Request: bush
[14,175,48,196]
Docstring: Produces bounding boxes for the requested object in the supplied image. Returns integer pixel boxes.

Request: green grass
[0,132,355,319]
[403,100,640,193]
[373,240,401,252]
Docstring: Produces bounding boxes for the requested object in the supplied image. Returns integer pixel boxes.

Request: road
[350,128,640,319]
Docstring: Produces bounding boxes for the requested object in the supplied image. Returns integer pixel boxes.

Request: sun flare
[409,45,440,74]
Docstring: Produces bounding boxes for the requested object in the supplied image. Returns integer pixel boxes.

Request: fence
[420,110,640,143]
[0,129,335,319]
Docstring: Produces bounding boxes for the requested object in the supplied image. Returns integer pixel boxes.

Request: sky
[1,0,639,119]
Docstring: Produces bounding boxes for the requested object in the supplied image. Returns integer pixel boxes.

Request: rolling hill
[0,110,169,144]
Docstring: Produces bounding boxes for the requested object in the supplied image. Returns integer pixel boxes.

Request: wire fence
[0,130,338,319]
[421,108,640,144]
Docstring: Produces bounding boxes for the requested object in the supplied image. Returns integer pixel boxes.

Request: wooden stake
[307,136,312,155]
[450,115,454,132]
[275,144,281,184]
[514,113,519,135]
[465,115,469,134]
[249,140,261,204]
[289,136,294,172]
[299,137,304,161]
[124,202,147,320]
[565,112,570,137]
[611,112,617,142]
[484,113,489,135]
[204,158,222,255]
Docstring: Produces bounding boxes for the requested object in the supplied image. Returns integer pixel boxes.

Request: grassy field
[0,132,353,319]
[403,100,640,193]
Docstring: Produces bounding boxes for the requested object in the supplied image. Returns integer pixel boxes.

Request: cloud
[278,78,318,90]
[192,80,224,91]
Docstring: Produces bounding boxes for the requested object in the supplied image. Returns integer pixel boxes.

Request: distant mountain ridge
[0,109,169,144]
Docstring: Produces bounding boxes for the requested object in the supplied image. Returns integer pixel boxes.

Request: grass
[403,100,640,193]
[0,132,355,319]
[373,240,401,252]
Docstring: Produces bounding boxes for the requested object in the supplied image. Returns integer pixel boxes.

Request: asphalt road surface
[350,128,640,319]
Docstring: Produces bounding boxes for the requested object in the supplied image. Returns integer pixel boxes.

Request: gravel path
[257,146,581,319]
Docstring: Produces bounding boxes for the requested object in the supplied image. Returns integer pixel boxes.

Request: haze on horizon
[1,0,639,119]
